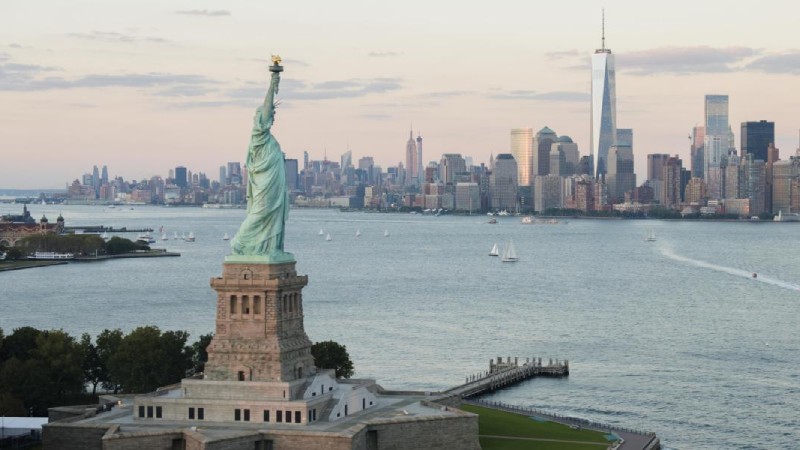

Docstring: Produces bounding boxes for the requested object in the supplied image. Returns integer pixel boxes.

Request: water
[2,205,798,449]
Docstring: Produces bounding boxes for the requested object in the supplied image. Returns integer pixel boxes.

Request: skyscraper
[590,12,617,178]
[341,150,353,170]
[703,95,730,199]
[405,128,418,187]
[490,154,518,210]
[533,126,558,176]
[691,126,705,178]
[741,120,775,162]
[101,165,108,185]
[510,128,533,186]
[416,134,423,187]
[219,166,227,185]
[174,166,187,188]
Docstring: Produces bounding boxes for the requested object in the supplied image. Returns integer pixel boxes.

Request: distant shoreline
[0,250,180,272]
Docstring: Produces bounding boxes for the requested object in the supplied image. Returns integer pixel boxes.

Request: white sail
[489,243,499,256]
[319,229,324,236]
[501,240,518,262]
[325,233,332,241]
[222,232,230,240]
[356,229,361,237]
[384,229,389,237]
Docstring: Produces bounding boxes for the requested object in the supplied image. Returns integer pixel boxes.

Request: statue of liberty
[230,56,292,261]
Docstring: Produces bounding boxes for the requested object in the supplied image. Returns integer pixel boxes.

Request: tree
[105,236,149,255]
[0,326,43,362]
[108,326,193,393]
[311,340,354,379]
[96,329,123,393]
[81,333,105,396]
[191,333,213,375]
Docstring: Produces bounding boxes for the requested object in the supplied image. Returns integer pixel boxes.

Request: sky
[2,0,800,189]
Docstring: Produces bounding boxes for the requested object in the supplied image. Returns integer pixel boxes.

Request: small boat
[355,229,361,237]
[489,243,499,257]
[161,232,168,241]
[501,240,518,262]
[223,233,230,241]
[173,231,179,239]
[488,218,497,224]
[108,204,116,209]
[101,231,109,241]
[319,229,324,236]
[752,273,758,279]
[383,229,389,237]
[184,232,195,242]
[644,230,656,242]
[137,233,156,244]
[325,233,332,241]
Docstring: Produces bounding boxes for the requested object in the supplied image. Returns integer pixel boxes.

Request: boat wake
[659,245,800,292]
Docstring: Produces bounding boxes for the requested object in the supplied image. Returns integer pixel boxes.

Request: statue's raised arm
[260,55,283,130]
[228,55,292,263]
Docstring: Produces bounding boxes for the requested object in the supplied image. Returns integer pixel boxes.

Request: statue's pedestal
[205,257,315,384]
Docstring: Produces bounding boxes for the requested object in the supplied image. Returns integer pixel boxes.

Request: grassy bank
[0,260,67,272]
[461,404,614,450]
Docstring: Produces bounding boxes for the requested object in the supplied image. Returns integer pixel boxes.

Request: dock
[444,356,569,398]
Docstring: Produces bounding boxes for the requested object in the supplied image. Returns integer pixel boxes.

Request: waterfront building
[575,178,595,212]
[772,156,800,213]
[606,144,635,203]
[533,126,558,176]
[490,154,518,211]
[510,128,534,186]
[0,208,64,247]
[534,174,562,213]
[724,153,743,200]
[662,156,683,209]
[591,15,617,178]
[745,158,767,215]
[741,120,774,162]
[685,177,707,204]
[455,182,480,212]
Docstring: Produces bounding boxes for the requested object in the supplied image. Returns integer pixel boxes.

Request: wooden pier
[444,356,569,398]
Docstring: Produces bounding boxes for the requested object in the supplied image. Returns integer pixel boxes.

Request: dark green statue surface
[229,56,293,263]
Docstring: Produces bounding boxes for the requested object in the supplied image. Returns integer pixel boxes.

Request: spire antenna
[601,8,606,51]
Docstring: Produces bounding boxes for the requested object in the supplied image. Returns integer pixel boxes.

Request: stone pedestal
[204,261,316,388]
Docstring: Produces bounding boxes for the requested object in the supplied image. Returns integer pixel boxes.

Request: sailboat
[161,232,168,241]
[222,232,230,241]
[489,243,499,257]
[319,229,324,236]
[325,233,332,241]
[644,230,656,242]
[173,231,179,239]
[355,229,361,237]
[101,231,110,241]
[383,229,389,237]
[184,232,195,242]
[501,240,519,262]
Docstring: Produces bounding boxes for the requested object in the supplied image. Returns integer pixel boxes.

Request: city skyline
[3,1,800,189]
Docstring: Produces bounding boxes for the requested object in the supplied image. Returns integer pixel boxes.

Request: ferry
[773,211,800,222]
[29,252,74,260]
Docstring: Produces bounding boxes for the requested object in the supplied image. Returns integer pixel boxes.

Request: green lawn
[460,404,613,450]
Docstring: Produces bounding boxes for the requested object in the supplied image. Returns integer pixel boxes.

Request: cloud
[546,50,582,60]
[9,43,23,49]
[618,46,759,75]
[745,51,800,75]
[427,90,473,98]
[0,52,9,62]
[153,85,217,97]
[175,9,231,16]
[492,90,589,102]
[281,78,402,100]
[0,57,215,92]
[68,30,169,44]
[368,51,402,58]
